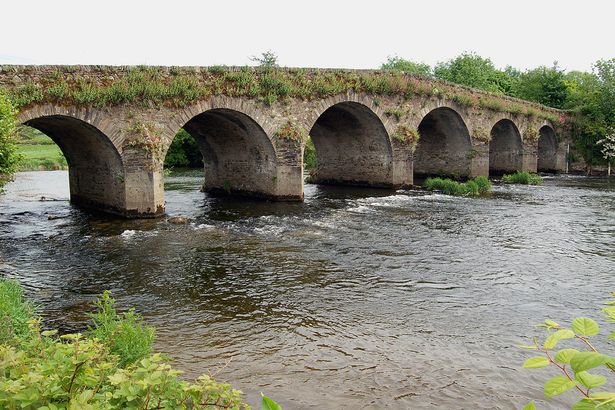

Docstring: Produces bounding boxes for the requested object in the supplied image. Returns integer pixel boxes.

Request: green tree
[434,52,505,93]
[564,60,615,170]
[380,56,432,76]
[250,50,279,68]
[514,62,569,108]
[0,91,21,186]
[164,129,203,169]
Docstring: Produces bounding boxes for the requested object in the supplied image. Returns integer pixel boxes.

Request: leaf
[609,331,615,341]
[261,393,282,410]
[544,334,559,350]
[572,399,598,410]
[523,357,550,369]
[523,402,537,410]
[544,375,578,398]
[555,349,580,364]
[572,317,600,336]
[517,344,538,350]
[575,371,606,389]
[570,352,608,373]
[544,329,574,349]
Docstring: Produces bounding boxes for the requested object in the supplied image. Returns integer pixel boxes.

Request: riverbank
[16,127,67,171]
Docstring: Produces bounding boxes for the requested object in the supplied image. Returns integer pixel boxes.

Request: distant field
[16,127,67,171]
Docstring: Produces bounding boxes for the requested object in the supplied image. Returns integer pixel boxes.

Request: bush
[0,279,270,409]
[424,176,492,196]
[0,92,21,186]
[86,290,155,368]
[164,129,203,169]
[519,292,615,409]
[502,171,543,185]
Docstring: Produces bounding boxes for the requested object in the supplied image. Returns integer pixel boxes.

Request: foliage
[380,56,432,77]
[0,279,35,345]
[164,129,203,169]
[0,91,21,186]
[392,125,420,145]
[1,66,560,122]
[597,129,615,166]
[86,291,155,368]
[303,137,317,170]
[564,59,615,168]
[434,52,508,94]
[424,176,492,196]
[0,279,265,409]
[250,51,279,68]
[513,63,569,109]
[519,292,615,409]
[501,171,543,185]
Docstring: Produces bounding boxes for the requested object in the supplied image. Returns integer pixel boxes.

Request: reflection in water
[1,170,615,409]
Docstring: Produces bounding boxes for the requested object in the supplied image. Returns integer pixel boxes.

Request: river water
[1,170,614,409]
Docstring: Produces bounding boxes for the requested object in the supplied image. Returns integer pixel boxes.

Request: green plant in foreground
[502,171,543,185]
[519,292,615,409]
[0,279,35,345]
[86,290,155,368]
[423,176,492,196]
[0,279,284,409]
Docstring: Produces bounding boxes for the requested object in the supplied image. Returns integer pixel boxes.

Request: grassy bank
[16,127,67,171]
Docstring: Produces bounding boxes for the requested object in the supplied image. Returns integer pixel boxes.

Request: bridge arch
[20,113,125,214]
[307,100,394,186]
[489,119,523,175]
[537,125,558,172]
[414,106,472,179]
[165,106,279,198]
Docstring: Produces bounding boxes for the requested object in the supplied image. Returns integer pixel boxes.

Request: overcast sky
[1,0,613,72]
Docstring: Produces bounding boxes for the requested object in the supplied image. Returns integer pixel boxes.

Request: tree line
[381,53,615,169]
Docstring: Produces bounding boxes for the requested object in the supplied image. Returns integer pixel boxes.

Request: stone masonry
[0,66,570,218]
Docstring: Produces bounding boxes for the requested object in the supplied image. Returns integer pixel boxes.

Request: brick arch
[488,118,524,175]
[538,123,558,172]
[414,105,473,179]
[163,98,279,198]
[164,97,277,150]
[18,104,124,153]
[18,107,126,215]
[305,94,396,187]
[304,92,396,143]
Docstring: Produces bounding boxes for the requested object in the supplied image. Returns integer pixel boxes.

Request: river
[1,170,614,409]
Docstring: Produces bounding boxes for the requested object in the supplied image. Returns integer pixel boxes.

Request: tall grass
[87,290,155,368]
[501,171,543,185]
[424,176,492,196]
[0,279,35,345]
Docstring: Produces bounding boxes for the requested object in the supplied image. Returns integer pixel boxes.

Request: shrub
[502,171,543,185]
[473,175,492,194]
[424,176,492,196]
[86,290,155,368]
[0,92,21,186]
[164,129,203,169]
[519,291,615,409]
[0,279,276,409]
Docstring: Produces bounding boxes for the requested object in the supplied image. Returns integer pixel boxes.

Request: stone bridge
[0,65,570,217]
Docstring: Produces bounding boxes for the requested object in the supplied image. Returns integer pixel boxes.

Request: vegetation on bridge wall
[0,65,561,123]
